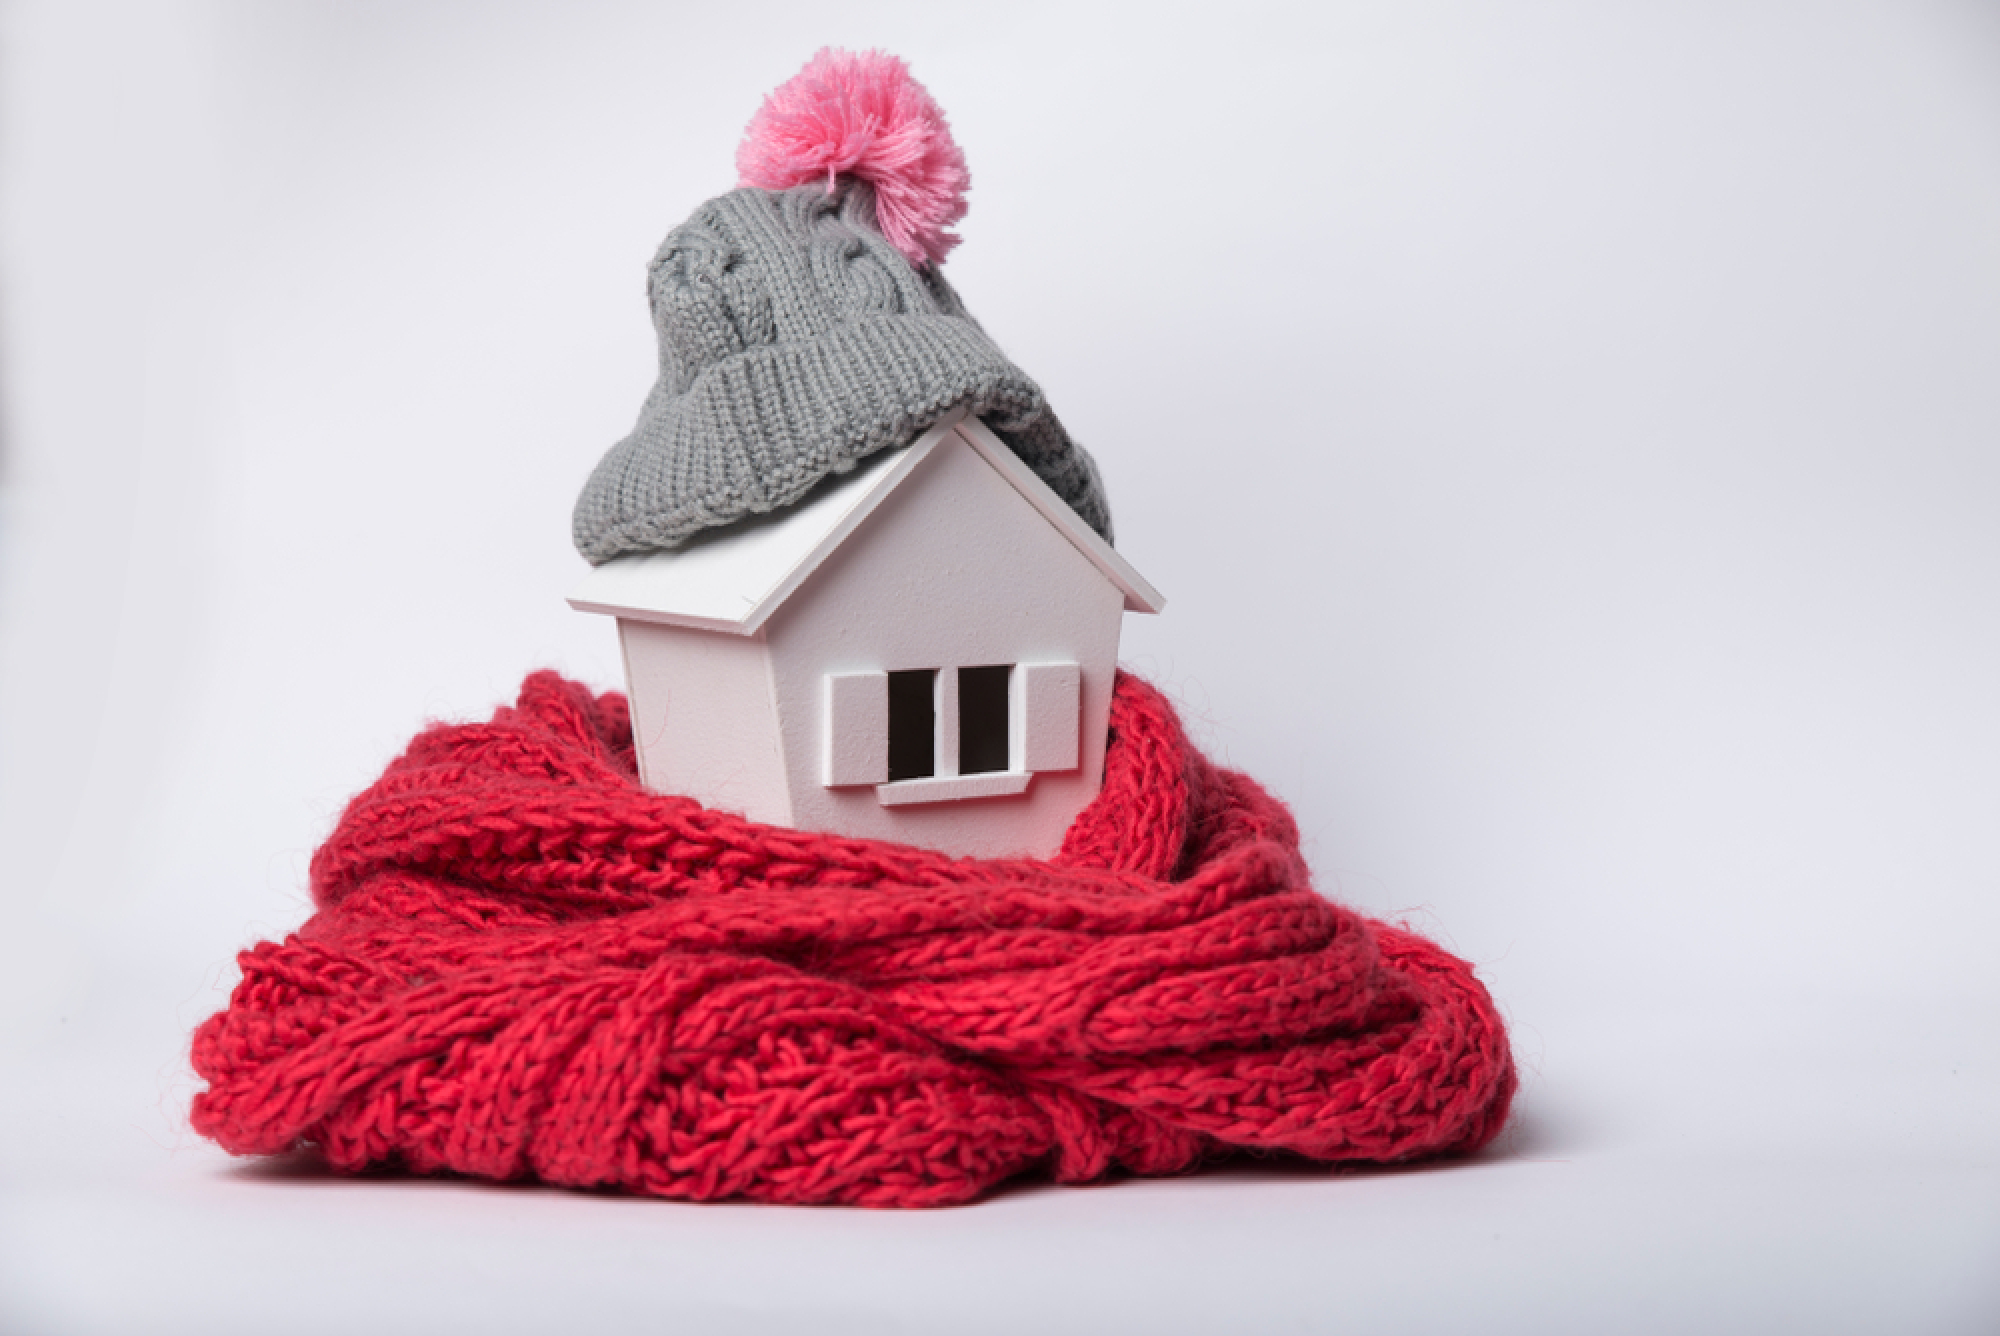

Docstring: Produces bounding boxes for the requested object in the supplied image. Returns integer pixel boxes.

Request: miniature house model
[569,409,1163,859]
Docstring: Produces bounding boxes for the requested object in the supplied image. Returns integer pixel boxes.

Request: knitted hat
[572,50,1113,564]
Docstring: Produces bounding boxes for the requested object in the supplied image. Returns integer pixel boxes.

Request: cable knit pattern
[190,672,1515,1206]
[571,181,1112,562]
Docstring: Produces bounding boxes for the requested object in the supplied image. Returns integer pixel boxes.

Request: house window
[886,669,937,781]
[958,665,1011,774]
[823,660,1081,799]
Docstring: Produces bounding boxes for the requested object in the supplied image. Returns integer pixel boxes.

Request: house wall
[617,620,791,828]
[762,434,1126,859]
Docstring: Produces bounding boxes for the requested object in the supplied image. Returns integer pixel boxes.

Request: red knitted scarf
[191,671,1515,1206]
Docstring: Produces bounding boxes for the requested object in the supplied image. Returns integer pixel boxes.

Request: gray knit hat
[572,59,1112,564]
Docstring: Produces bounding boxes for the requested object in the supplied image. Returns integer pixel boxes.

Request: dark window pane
[959,665,1012,775]
[887,669,936,781]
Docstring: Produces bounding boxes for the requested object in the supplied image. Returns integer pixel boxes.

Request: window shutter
[823,671,888,786]
[1020,661,1081,773]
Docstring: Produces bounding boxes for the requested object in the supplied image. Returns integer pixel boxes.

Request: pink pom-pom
[736,48,970,269]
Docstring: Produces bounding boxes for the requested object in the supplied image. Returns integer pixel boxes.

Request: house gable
[949,415,1163,616]
[760,431,1127,857]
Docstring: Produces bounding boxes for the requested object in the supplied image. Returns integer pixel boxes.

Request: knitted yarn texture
[570,180,1113,564]
[190,672,1516,1207]
[736,48,970,269]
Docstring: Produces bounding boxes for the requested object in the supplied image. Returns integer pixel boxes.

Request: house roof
[567,408,1165,635]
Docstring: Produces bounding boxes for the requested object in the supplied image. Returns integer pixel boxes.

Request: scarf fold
[191,671,1515,1206]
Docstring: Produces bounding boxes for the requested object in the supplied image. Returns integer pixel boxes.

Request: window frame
[822,659,1082,805]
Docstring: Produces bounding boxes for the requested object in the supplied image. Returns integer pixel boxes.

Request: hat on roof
[571,49,1113,564]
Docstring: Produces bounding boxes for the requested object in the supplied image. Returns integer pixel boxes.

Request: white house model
[568,409,1164,860]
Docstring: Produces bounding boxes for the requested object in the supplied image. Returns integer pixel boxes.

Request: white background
[2,2,1996,1332]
